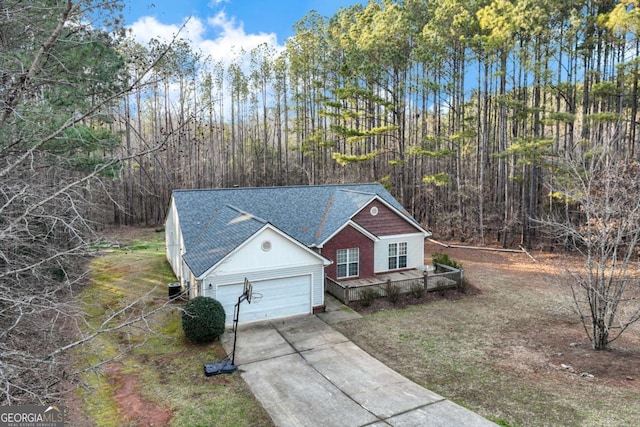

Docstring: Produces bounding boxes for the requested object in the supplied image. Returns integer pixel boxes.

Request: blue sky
[123,0,361,63]
[123,1,360,42]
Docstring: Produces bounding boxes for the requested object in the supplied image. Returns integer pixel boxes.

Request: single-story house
[165,183,430,325]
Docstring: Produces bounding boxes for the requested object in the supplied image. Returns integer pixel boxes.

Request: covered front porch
[325,264,461,304]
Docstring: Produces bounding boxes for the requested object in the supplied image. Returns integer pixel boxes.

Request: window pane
[348,262,358,276]
[387,242,407,271]
[337,248,358,278]
[399,242,407,255]
[389,243,397,256]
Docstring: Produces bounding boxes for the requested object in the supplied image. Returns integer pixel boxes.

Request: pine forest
[116,1,640,249]
[5,0,640,247]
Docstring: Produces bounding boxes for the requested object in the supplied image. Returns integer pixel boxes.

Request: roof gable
[352,199,426,237]
[180,204,265,277]
[198,224,331,279]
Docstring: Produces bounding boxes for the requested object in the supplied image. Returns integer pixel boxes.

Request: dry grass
[334,243,640,427]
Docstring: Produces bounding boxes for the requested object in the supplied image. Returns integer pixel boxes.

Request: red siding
[353,200,418,236]
[323,224,374,280]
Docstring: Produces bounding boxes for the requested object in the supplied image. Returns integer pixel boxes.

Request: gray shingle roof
[172,183,420,276]
[181,204,266,277]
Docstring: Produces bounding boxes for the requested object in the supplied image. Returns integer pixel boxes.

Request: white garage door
[217,275,311,325]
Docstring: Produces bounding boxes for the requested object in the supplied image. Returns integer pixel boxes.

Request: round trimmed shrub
[182,296,226,343]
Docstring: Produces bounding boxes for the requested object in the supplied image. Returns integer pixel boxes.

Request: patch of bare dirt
[104,363,173,427]
[489,319,640,391]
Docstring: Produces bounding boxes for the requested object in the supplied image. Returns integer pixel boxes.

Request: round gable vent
[261,240,272,251]
[370,206,379,216]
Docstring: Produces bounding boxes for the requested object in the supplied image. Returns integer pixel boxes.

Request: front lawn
[335,242,640,427]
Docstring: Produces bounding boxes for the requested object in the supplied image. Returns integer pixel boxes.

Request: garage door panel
[217,275,311,325]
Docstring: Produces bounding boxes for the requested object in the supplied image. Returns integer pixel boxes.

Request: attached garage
[215,275,312,324]
[191,224,330,325]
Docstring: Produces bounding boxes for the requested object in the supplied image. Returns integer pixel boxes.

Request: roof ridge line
[338,188,377,196]
[173,183,379,194]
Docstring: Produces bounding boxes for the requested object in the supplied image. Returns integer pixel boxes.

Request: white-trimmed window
[336,248,359,278]
[388,242,407,270]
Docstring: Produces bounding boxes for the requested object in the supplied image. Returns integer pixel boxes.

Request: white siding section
[187,270,199,299]
[169,212,327,324]
[165,197,185,282]
[212,227,322,275]
[373,233,425,273]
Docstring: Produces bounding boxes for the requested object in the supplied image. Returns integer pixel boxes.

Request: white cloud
[127,11,280,66]
[128,16,183,46]
[203,12,278,61]
[127,10,284,115]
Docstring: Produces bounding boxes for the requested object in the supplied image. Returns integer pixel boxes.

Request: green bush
[432,252,462,269]
[385,282,401,304]
[359,288,379,307]
[182,296,226,343]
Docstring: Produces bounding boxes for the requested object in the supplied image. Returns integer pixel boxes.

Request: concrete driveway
[221,306,496,427]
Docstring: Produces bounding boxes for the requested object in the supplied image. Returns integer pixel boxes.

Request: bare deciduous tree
[0,0,180,405]
[543,140,640,350]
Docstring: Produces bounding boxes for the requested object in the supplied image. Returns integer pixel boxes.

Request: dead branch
[519,245,538,262]
[428,238,528,254]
